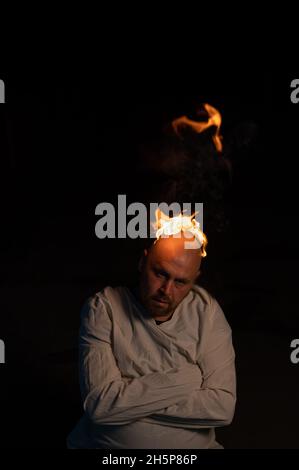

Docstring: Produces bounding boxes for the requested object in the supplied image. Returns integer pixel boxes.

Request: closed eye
[154,269,168,280]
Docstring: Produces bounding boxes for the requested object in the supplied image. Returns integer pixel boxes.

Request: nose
[159,279,172,297]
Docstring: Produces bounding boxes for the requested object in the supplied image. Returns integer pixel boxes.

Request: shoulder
[191,285,215,307]
[80,287,113,329]
[80,287,125,340]
[191,285,231,330]
[191,284,218,315]
[80,286,127,322]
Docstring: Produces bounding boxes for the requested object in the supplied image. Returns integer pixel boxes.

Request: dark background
[0,72,298,448]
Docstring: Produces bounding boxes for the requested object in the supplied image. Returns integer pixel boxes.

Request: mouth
[152,298,170,306]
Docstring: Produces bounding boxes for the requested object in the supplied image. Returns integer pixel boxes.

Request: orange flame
[153,209,207,256]
[171,103,222,152]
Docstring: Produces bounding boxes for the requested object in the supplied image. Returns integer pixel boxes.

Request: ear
[138,249,148,272]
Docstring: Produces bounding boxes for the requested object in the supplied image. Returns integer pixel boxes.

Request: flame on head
[171,103,223,152]
[153,209,207,257]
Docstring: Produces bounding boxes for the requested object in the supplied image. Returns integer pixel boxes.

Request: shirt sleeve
[143,299,236,429]
[79,294,204,426]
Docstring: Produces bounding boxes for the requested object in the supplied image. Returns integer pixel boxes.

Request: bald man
[67,234,236,449]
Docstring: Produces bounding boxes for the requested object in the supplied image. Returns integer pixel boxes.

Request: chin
[148,303,168,316]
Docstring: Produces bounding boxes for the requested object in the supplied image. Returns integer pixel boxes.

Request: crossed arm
[79,295,236,429]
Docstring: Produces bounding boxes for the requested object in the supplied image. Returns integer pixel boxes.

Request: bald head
[148,234,202,276]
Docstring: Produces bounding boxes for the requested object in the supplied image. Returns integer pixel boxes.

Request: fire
[153,209,207,256]
[171,103,223,152]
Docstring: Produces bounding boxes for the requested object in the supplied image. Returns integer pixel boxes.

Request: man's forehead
[148,236,202,271]
[150,235,202,256]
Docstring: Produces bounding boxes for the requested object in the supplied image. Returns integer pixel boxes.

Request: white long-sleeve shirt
[67,285,236,449]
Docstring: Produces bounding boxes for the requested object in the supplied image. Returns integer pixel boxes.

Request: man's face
[139,235,202,320]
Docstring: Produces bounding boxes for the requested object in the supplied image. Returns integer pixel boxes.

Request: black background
[0,71,298,449]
